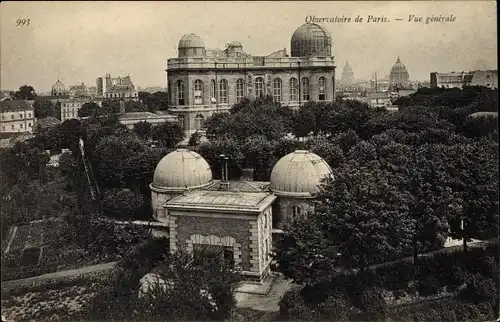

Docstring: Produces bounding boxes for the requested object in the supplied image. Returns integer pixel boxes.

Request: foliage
[101,188,144,220]
[188,131,202,147]
[151,121,184,148]
[133,121,152,140]
[88,240,241,321]
[138,91,169,112]
[78,102,113,118]
[12,85,37,100]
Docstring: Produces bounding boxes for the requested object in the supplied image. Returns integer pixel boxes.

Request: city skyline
[1,1,497,92]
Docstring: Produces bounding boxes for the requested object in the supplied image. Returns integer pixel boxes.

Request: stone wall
[274,197,315,228]
[173,215,252,271]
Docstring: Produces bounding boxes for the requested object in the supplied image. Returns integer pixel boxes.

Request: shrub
[423,308,441,321]
[316,294,351,321]
[445,266,466,291]
[417,275,441,297]
[354,288,387,321]
[460,273,496,303]
[439,308,457,322]
[278,288,314,320]
[479,256,497,279]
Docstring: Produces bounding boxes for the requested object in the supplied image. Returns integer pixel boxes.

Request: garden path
[1,261,117,291]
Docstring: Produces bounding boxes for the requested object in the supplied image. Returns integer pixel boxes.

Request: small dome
[270,150,333,198]
[291,23,332,57]
[152,149,213,190]
[178,34,205,49]
[228,41,243,48]
[51,80,66,94]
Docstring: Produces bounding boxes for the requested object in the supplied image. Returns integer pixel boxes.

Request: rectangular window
[28,123,32,127]
[28,113,32,118]
[20,124,23,128]
[19,114,23,119]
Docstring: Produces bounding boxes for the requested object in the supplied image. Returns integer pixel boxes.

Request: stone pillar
[169,216,178,253]
[249,220,260,273]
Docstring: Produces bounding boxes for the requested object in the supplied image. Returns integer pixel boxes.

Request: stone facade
[171,213,252,271]
[167,66,335,138]
[273,197,315,229]
[0,100,35,134]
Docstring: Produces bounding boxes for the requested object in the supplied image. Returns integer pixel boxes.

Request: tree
[274,158,415,284]
[139,91,169,113]
[13,85,36,100]
[197,136,245,180]
[151,122,184,148]
[133,121,152,140]
[241,135,278,181]
[102,188,144,220]
[125,100,148,113]
[78,102,113,118]
[33,100,55,119]
[446,139,499,249]
[305,135,345,168]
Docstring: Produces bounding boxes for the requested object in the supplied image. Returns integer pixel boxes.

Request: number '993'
[16,19,30,26]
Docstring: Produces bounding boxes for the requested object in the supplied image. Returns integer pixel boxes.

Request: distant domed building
[389,57,410,89]
[166,22,336,138]
[51,79,67,96]
[341,61,355,83]
[149,148,333,283]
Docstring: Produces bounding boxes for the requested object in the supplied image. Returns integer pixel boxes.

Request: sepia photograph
[1,1,499,321]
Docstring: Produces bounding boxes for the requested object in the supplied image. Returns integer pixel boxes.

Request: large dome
[51,80,66,95]
[390,57,408,74]
[291,23,332,57]
[270,150,333,198]
[389,57,410,86]
[152,149,213,191]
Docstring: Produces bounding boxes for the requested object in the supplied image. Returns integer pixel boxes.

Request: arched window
[255,77,264,98]
[195,114,204,130]
[177,80,185,105]
[289,77,298,101]
[178,115,185,128]
[194,79,203,104]
[219,79,228,104]
[302,77,310,101]
[292,205,302,221]
[236,78,245,103]
[210,80,216,102]
[318,77,326,101]
[273,78,282,102]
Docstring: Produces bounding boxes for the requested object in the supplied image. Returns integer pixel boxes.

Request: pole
[215,62,219,113]
[496,207,500,321]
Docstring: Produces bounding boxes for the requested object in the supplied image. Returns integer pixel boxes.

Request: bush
[417,275,442,296]
[460,273,496,303]
[316,294,351,321]
[279,288,314,320]
[354,288,387,321]
[479,256,497,279]
[439,308,457,322]
[445,266,466,291]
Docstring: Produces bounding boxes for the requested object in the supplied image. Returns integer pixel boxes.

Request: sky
[1,1,497,92]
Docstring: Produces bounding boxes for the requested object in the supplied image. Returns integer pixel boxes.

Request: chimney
[240,168,254,181]
[219,154,230,190]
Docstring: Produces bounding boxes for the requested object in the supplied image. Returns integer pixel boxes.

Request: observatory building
[150,149,333,283]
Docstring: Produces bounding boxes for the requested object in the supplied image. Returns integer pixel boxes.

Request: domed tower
[178,34,206,58]
[341,61,355,83]
[269,150,333,227]
[291,23,332,57]
[51,79,67,96]
[389,57,410,89]
[227,41,244,56]
[150,149,213,223]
